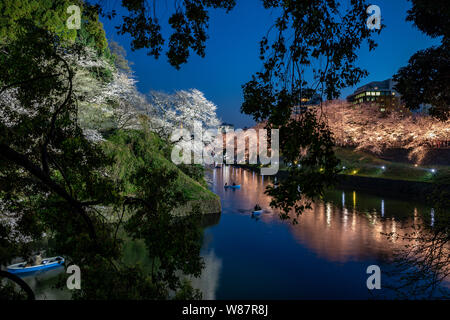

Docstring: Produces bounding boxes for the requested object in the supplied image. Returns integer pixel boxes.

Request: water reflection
[431,208,435,227]
[210,166,410,262]
[20,166,448,299]
[20,266,69,300]
[190,250,222,300]
[204,166,449,299]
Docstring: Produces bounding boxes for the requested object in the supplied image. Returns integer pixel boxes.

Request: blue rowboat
[7,256,65,275]
[224,185,241,189]
[252,210,263,215]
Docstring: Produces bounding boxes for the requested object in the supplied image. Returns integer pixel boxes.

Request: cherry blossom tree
[147,88,221,151]
[63,47,147,140]
[319,101,450,164]
[148,89,220,137]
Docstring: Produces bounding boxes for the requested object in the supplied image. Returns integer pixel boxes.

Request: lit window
[376,92,380,96]
[380,108,386,112]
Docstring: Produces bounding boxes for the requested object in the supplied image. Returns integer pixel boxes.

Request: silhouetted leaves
[242,0,379,218]
[394,43,449,121]
[394,0,449,120]
[92,0,236,69]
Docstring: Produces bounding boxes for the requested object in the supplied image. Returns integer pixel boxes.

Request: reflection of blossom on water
[190,250,222,300]
[208,167,450,298]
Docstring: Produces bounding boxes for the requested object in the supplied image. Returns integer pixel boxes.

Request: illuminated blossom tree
[68,48,145,139]
[319,101,450,164]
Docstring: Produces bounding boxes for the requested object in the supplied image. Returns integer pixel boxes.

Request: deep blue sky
[100,0,440,128]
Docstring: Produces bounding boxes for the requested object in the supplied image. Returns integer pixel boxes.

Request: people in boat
[34,253,43,266]
[254,204,262,211]
[25,258,33,268]
[232,182,236,186]
[225,182,228,186]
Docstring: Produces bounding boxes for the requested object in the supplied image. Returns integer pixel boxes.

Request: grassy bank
[238,148,450,184]
[104,129,220,214]
[335,147,450,183]
[236,147,450,202]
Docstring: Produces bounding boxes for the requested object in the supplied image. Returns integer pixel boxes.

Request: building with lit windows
[346,78,400,106]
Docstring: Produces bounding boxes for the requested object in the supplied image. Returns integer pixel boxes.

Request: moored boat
[7,256,65,275]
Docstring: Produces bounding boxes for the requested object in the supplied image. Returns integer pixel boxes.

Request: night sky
[100,0,440,128]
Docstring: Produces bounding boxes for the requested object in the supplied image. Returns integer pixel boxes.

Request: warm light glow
[353,191,356,208]
[317,102,450,165]
[326,203,332,226]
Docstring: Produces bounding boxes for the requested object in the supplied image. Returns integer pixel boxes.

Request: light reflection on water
[196,166,449,299]
[17,166,448,299]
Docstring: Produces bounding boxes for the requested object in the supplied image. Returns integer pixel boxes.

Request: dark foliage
[394,0,449,120]
[405,0,450,39]
[88,0,236,69]
[394,43,449,120]
[241,0,380,218]
[0,24,203,300]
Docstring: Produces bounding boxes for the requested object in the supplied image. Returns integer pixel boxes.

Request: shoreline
[171,198,222,217]
[234,164,449,204]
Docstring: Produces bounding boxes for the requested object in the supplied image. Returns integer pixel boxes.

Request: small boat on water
[252,204,263,215]
[224,184,241,189]
[7,256,65,275]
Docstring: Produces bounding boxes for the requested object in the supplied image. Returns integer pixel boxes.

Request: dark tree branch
[0,271,35,300]
[0,74,59,95]
[0,143,97,242]
[41,56,74,175]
